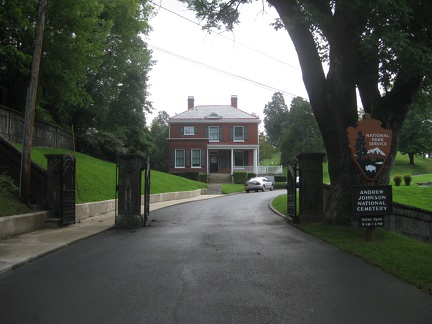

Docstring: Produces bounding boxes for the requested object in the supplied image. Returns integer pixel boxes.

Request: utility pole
[21,0,47,203]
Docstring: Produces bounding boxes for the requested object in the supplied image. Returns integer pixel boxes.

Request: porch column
[253,148,258,174]
[206,148,209,174]
[231,148,234,174]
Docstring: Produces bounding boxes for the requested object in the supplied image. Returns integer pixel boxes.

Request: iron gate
[143,158,151,225]
[61,154,76,225]
[287,160,297,223]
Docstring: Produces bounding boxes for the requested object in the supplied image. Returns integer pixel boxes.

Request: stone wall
[0,105,73,149]
[384,203,432,243]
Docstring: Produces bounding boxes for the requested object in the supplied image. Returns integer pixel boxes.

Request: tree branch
[268,0,326,109]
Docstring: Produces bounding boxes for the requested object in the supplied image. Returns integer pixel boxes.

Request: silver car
[244,177,274,193]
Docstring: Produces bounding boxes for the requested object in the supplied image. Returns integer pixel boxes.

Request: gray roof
[168,105,260,123]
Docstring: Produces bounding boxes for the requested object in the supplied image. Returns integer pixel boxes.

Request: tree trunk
[21,0,47,203]
[409,153,415,165]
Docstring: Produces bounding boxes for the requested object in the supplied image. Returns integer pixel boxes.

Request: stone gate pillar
[297,152,326,223]
[115,153,147,229]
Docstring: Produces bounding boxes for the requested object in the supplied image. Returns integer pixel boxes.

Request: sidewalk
[0,194,223,275]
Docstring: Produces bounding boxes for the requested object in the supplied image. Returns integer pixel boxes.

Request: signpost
[347,115,393,240]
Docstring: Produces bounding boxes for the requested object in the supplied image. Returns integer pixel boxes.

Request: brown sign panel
[347,119,392,181]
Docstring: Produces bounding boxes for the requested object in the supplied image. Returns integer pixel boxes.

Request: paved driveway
[1,191,431,323]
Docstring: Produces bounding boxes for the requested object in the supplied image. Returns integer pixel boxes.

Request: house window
[209,126,219,141]
[184,126,195,135]
[175,149,185,167]
[192,149,201,167]
[234,126,244,141]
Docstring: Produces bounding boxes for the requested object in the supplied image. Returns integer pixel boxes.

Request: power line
[148,0,301,72]
[149,44,301,98]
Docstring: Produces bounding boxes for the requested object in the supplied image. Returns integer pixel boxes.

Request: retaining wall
[384,203,432,243]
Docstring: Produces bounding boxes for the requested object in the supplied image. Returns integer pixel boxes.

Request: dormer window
[205,112,222,119]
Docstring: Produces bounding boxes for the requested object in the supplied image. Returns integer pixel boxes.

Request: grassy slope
[0,147,206,215]
[30,147,207,203]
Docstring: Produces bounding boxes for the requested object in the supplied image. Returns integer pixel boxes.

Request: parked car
[244,177,274,193]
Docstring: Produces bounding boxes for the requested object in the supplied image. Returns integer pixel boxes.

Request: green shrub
[176,172,201,181]
[77,130,128,162]
[274,175,286,182]
[0,171,18,195]
[403,174,412,186]
[199,173,209,183]
[393,174,402,186]
[273,182,287,190]
[233,171,248,184]
[247,172,257,179]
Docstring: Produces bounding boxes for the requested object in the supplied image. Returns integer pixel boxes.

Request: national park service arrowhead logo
[347,119,392,181]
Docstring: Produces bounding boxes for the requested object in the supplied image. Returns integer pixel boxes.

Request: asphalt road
[1,191,431,323]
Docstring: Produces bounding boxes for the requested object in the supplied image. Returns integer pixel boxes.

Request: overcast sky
[144,0,309,128]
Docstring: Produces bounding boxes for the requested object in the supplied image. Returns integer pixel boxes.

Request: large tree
[399,87,432,164]
[149,111,170,172]
[0,0,153,154]
[181,0,432,224]
[258,132,274,162]
[0,0,36,108]
[263,92,289,147]
[280,97,325,164]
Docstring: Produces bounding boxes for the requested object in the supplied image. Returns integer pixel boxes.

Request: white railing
[233,165,283,175]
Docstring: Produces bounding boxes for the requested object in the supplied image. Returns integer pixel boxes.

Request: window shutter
[204,127,208,139]
[194,126,199,134]
[244,126,248,141]
[179,127,184,134]
[185,149,191,167]
[170,150,175,167]
[244,151,249,165]
[219,126,223,141]
[229,126,233,141]
[201,149,206,167]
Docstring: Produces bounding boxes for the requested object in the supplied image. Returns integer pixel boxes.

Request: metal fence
[233,165,283,175]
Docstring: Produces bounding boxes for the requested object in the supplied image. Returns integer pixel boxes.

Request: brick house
[167,95,260,176]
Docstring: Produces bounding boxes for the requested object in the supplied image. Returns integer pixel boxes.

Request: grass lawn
[271,194,432,295]
[299,224,432,294]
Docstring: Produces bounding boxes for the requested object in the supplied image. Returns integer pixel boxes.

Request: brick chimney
[231,95,238,108]
[188,96,194,109]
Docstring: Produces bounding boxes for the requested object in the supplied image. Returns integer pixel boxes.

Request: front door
[210,154,218,173]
